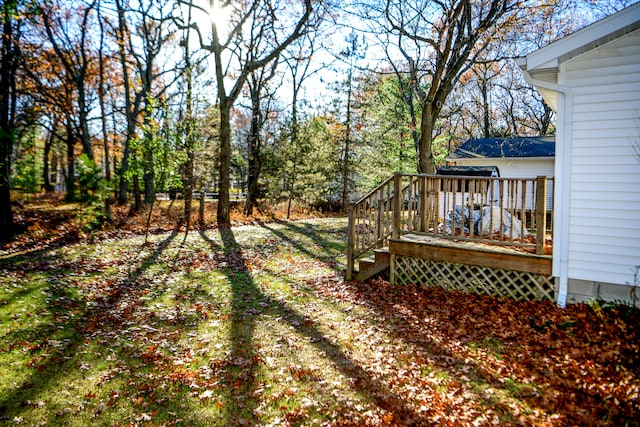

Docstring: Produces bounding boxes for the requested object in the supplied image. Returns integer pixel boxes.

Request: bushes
[76,154,111,230]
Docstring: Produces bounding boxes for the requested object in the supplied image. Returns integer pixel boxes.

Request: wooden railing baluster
[346,205,356,280]
[536,176,548,255]
[393,173,402,240]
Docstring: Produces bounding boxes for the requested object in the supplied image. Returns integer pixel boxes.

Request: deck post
[419,175,427,232]
[346,204,356,280]
[377,186,384,247]
[536,176,547,255]
[393,173,402,240]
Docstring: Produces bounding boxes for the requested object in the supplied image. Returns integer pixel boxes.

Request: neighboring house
[445,136,555,210]
[446,136,555,179]
[442,136,555,212]
[518,3,640,306]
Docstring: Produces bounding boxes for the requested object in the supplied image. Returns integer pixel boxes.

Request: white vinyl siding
[564,29,640,286]
[452,158,554,211]
[453,158,554,179]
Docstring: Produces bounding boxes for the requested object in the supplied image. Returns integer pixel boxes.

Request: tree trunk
[117,112,136,205]
[183,149,194,227]
[406,87,420,154]
[0,131,13,241]
[51,143,60,192]
[182,15,194,230]
[115,0,133,206]
[0,6,17,241]
[43,128,54,192]
[118,144,130,204]
[285,64,303,220]
[482,77,491,138]
[286,145,298,219]
[65,122,76,201]
[341,132,350,209]
[244,143,260,216]
[244,95,262,216]
[142,112,154,208]
[198,184,205,227]
[78,83,94,161]
[540,102,553,135]
[98,4,111,221]
[133,173,142,212]
[418,103,437,174]
[217,103,231,224]
[286,93,300,220]
[143,148,154,208]
[342,78,352,210]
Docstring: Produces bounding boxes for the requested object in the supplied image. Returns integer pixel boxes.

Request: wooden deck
[391,234,551,276]
[347,173,555,301]
[389,234,554,301]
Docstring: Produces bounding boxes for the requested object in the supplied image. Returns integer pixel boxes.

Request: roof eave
[521,2,640,72]
[448,156,554,162]
[518,3,640,112]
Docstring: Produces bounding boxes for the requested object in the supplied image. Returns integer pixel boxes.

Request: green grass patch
[0,218,362,426]
[2,217,639,426]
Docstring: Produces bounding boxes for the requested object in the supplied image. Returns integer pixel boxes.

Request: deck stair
[355,247,390,281]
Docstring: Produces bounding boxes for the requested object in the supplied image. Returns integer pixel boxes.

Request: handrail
[345,174,397,280]
[352,175,395,206]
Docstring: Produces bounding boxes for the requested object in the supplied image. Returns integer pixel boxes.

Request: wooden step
[355,247,390,281]
[358,255,376,271]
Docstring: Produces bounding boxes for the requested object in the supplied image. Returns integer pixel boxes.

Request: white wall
[454,158,554,210]
[564,29,640,287]
[454,158,554,179]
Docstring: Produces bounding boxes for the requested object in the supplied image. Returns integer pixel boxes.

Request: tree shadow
[256,220,346,272]
[0,229,180,423]
[211,226,430,425]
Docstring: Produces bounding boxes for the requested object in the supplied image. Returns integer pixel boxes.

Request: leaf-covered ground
[1,208,639,426]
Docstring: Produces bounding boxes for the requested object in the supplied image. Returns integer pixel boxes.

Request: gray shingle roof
[436,166,500,177]
[449,136,555,159]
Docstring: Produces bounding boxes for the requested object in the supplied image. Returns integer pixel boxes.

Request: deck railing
[346,173,554,280]
[346,175,395,280]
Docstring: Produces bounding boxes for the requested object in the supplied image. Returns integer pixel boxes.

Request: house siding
[453,158,554,179]
[564,29,640,288]
[453,158,554,211]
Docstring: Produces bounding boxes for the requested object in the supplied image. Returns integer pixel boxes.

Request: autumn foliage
[1,203,638,426]
[313,278,640,426]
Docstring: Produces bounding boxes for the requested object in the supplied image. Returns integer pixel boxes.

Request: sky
[173,0,640,119]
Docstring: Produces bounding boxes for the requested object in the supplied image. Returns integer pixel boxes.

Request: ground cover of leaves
[1,214,639,426]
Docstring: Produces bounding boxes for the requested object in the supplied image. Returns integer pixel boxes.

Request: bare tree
[175,0,214,230]
[180,0,197,229]
[114,0,174,208]
[359,0,525,173]
[39,0,98,162]
[243,59,279,216]
[97,0,113,220]
[188,0,316,224]
[281,31,329,218]
[338,31,366,209]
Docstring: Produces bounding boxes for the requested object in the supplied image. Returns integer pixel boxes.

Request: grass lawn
[1,215,639,426]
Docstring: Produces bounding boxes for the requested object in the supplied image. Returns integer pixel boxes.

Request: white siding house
[447,136,555,179]
[445,136,555,210]
[518,3,640,306]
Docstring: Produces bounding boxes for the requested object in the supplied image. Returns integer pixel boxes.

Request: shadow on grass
[209,226,429,425]
[256,219,346,272]
[0,229,181,423]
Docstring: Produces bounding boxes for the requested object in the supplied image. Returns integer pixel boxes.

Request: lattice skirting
[393,255,555,301]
